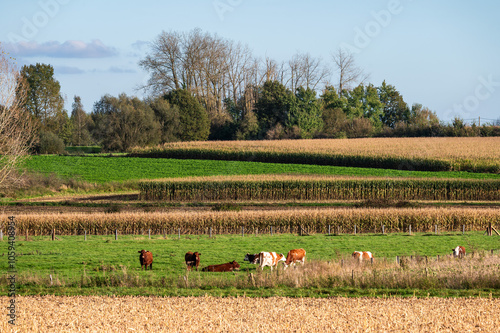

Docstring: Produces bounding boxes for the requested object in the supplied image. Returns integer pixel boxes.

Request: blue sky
[1,0,499,123]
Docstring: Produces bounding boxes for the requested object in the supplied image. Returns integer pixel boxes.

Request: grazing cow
[138,250,153,270]
[283,248,306,270]
[452,246,466,258]
[352,251,374,262]
[244,253,260,264]
[202,261,240,272]
[259,252,285,271]
[185,251,201,271]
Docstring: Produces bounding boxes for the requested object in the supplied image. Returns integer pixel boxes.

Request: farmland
[1,232,500,297]
[2,296,499,332]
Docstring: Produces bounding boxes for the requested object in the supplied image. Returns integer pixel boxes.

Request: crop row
[139,179,500,201]
[3,207,498,235]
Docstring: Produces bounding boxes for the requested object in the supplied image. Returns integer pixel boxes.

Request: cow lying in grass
[283,248,306,270]
[185,251,201,271]
[352,251,374,262]
[244,253,260,264]
[259,252,285,271]
[138,250,153,270]
[452,246,466,258]
[202,261,240,272]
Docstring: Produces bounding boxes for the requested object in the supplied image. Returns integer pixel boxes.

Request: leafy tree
[254,80,293,137]
[321,86,347,111]
[91,94,160,151]
[321,107,348,138]
[19,63,65,134]
[70,96,92,146]
[149,97,181,143]
[286,87,323,138]
[164,89,210,141]
[378,81,410,128]
[345,84,384,129]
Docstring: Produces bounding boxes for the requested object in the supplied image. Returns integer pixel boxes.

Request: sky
[1,0,499,123]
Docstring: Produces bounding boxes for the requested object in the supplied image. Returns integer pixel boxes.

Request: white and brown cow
[452,246,466,258]
[352,251,374,262]
[244,253,260,264]
[258,252,285,271]
[283,248,306,270]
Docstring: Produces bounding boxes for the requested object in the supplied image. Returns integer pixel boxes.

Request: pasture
[1,232,500,297]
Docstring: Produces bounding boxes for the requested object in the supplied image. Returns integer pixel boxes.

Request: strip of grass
[2,232,499,296]
[22,155,500,184]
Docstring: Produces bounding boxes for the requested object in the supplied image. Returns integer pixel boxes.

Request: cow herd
[137,246,467,271]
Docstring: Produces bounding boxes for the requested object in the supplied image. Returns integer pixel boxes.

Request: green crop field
[1,232,499,297]
[21,155,500,184]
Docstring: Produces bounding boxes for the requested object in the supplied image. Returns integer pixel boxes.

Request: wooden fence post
[0,229,3,241]
[462,225,465,235]
[148,229,151,239]
[409,225,411,235]
[435,225,438,235]
[209,227,212,238]
[382,225,385,234]
[115,229,118,241]
[84,230,87,241]
[396,256,400,265]
[271,226,273,236]
[52,229,55,241]
[354,225,357,235]
[178,228,180,240]
[242,226,244,237]
[328,225,331,235]
[26,229,28,241]
[255,228,258,237]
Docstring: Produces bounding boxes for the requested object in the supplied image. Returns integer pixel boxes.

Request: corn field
[131,137,500,173]
[2,296,499,332]
[140,178,500,201]
[3,207,498,235]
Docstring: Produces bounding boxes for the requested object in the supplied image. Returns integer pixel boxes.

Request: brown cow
[283,248,306,270]
[352,251,374,262]
[452,246,466,258]
[138,250,153,270]
[185,251,201,271]
[202,261,240,272]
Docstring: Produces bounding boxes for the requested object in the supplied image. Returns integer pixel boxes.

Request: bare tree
[0,46,36,188]
[331,48,369,92]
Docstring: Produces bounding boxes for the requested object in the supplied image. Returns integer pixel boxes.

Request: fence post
[84,230,87,241]
[178,228,180,240]
[409,225,411,235]
[337,226,340,235]
[462,225,465,235]
[0,229,3,241]
[242,226,244,237]
[115,229,118,241]
[26,229,28,241]
[435,225,438,235]
[328,225,331,235]
[52,229,55,241]
[209,227,212,238]
[354,225,356,235]
[382,225,385,234]
[255,228,258,237]
[271,226,273,236]
[396,256,400,265]
[148,229,151,239]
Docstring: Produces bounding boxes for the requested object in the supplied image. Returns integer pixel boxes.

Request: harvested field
[2,296,499,332]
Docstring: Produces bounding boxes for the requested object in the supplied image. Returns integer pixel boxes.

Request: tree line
[10,29,500,153]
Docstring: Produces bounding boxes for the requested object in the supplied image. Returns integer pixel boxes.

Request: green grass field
[2,232,499,297]
[22,155,500,184]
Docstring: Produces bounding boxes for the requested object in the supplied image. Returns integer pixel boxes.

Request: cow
[283,248,306,270]
[138,250,153,270]
[244,253,260,264]
[352,251,374,262]
[202,261,240,272]
[452,246,466,258]
[258,252,285,271]
[185,251,201,271]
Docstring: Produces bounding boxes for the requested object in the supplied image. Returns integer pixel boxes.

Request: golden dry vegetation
[4,207,499,235]
[152,137,500,162]
[2,295,499,332]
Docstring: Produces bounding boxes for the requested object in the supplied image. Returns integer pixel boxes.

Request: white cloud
[3,40,118,58]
